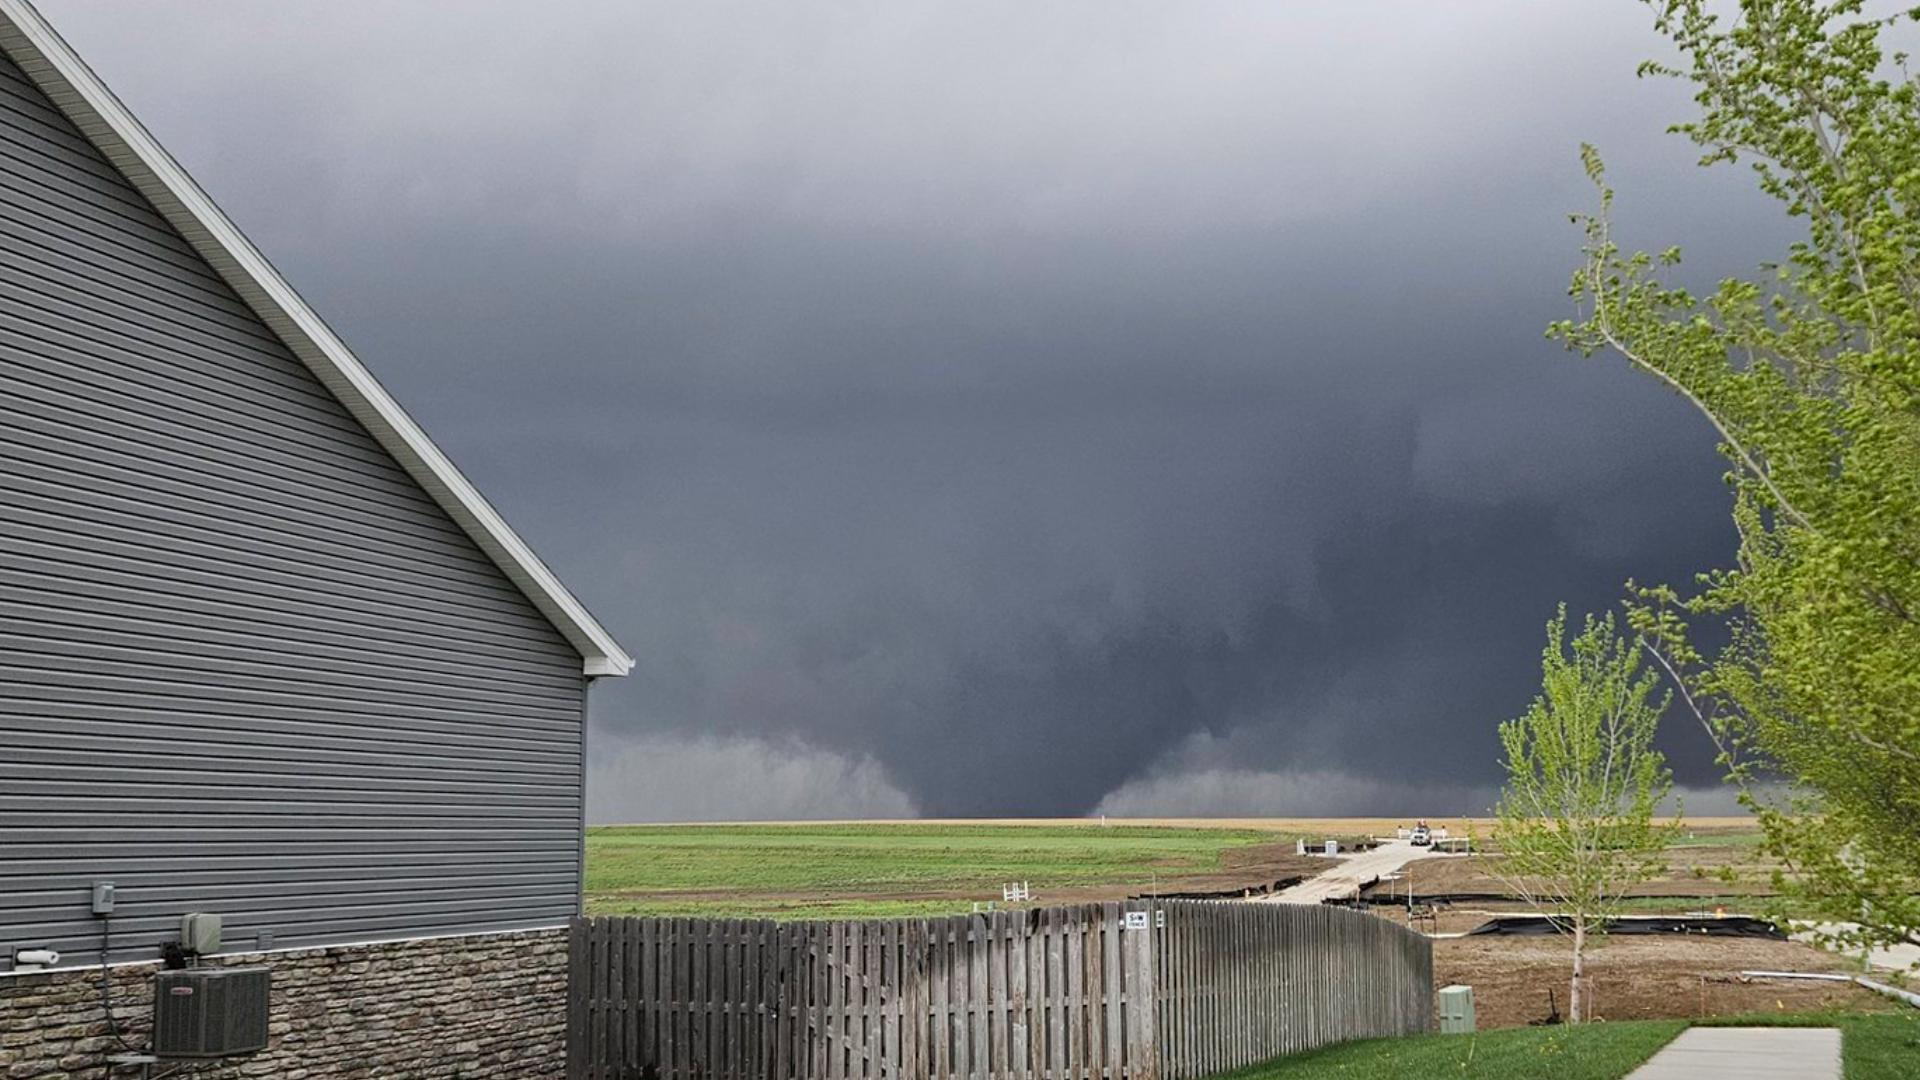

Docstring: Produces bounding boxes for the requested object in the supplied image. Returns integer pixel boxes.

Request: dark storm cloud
[38,1,1795,817]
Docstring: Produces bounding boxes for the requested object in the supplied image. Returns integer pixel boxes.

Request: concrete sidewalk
[1626,1027,1840,1079]
[1256,838,1436,904]
[1796,921,1920,972]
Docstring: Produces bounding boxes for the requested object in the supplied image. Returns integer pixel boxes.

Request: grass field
[1222,1012,1920,1080]
[584,821,1305,918]
[583,817,1768,919]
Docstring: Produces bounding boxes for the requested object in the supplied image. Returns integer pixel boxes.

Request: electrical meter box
[180,912,222,955]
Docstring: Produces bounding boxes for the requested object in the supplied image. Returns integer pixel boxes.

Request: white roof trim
[0,0,632,677]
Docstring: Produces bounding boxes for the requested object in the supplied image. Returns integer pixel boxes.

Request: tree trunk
[1570,920,1586,1025]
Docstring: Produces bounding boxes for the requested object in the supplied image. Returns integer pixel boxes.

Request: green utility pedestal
[1437,985,1475,1034]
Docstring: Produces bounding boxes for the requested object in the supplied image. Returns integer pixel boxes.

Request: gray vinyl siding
[0,52,589,971]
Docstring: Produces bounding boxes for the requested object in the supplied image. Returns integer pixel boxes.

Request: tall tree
[1493,608,1677,1024]
[1552,0,1920,954]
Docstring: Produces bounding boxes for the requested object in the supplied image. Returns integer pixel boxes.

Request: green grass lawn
[585,822,1280,917]
[1217,1011,1920,1080]
[1698,1012,1920,1080]
[1215,1020,1686,1080]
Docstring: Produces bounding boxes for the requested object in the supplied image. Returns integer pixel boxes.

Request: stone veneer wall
[0,928,567,1079]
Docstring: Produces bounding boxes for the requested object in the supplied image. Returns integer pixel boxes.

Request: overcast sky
[41,1,1799,820]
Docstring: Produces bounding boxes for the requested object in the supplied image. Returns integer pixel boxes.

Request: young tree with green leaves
[1551,0,1920,956]
[1493,608,1678,1024]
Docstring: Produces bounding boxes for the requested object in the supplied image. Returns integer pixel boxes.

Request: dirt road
[1256,838,1436,904]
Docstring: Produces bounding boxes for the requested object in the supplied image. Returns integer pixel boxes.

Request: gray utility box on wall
[1437,984,1475,1034]
[153,968,271,1058]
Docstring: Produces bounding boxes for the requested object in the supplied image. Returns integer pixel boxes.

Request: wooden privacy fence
[1152,902,1431,1078]
[567,901,1432,1080]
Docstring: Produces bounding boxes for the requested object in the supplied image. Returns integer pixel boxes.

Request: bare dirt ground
[1366,827,1780,905]
[1164,841,1325,897]
[1380,856,1781,902]
[1338,825,1889,1029]
[1435,931,1894,1028]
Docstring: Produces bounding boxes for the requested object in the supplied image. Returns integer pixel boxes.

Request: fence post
[568,917,588,1080]
[1123,902,1155,1080]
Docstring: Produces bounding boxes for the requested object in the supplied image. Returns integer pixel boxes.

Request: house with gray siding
[0,1,628,1073]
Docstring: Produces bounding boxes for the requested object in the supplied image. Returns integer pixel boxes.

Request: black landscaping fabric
[1463,914,1786,939]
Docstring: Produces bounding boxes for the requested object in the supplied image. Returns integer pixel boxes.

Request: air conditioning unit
[152,968,271,1058]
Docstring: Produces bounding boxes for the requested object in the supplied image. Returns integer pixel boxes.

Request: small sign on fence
[1124,910,1150,931]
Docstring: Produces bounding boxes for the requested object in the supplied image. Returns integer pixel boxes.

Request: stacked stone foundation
[1,928,566,1079]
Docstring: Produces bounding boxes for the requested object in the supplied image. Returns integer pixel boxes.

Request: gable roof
[0,0,632,678]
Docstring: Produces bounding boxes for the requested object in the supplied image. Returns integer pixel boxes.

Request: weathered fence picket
[568,901,1431,1080]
